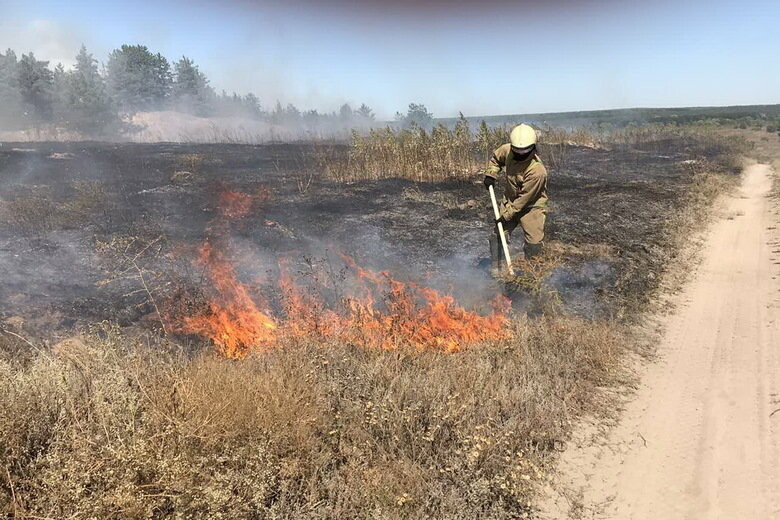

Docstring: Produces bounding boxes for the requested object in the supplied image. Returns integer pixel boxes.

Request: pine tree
[51,63,69,125]
[338,103,353,121]
[242,93,262,119]
[285,103,301,124]
[16,53,54,126]
[106,44,171,112]
[65,45,118,135]
[172,56,214,116]
[0,49,23,127]
[271,101,284,124]
[356,103,375,120]
[401,103,433,130]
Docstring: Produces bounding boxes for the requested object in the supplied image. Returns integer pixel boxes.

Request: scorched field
[0,129,745,518]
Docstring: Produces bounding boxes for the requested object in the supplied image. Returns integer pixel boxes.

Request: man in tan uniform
[483,123,548,270]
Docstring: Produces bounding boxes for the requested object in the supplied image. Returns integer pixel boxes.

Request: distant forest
[1,44,778,139]
[0,44,384,137]
[448,104,780,130]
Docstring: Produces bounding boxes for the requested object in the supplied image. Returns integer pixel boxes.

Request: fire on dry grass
[173,187,511,358]
[277,255,511,353]
[0,315,627,518]
[179,241,278,358]
[0,128,752,518]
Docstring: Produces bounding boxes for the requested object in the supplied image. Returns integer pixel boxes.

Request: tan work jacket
[485,143,548,220]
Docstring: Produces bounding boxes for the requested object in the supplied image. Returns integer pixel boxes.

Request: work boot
[524,242,544,260]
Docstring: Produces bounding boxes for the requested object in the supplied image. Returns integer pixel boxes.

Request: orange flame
[277,254,509,353]
[218,190,254,219]
[176,188,511,358]
[181,242,277,359]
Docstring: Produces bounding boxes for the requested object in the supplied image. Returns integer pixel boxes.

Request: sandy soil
[543,160,780,519]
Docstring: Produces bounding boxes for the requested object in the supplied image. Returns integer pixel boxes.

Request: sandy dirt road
[544,161,780,519]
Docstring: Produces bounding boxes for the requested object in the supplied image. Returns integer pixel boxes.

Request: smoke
[0,39,383,143]
[0,19,91,68]
[546,259,615,319]
[0,228,100,324]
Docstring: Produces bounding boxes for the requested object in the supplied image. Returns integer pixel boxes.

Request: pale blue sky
[1,0,777,118]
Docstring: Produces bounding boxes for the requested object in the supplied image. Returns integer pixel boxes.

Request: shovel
[488,184,515,275]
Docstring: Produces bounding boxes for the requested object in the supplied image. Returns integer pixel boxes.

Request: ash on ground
[0,141,736,334]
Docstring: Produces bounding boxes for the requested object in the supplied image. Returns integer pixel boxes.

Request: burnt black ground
[0,140,735,333]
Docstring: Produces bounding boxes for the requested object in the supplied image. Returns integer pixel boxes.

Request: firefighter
[483,123,548,273]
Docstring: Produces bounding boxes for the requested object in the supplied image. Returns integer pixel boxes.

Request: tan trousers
[489,206,546,263]
[503,206,546,245]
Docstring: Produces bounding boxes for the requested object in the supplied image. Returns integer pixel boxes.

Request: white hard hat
[510,124,537,148]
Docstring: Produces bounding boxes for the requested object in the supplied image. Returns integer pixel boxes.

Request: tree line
[0,44,380,137]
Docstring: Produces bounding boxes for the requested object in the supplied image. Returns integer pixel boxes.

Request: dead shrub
[504,249,566,316]
[94,222,200,334]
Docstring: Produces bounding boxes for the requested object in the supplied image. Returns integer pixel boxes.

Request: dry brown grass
[0,181,110,235]
[321,122,482,182]
[0,316,627,519]
[0,188,59,235]
[503,250,567,316]
[316,119,527,182]
[174,153,206,173]
[312,121,748,184]
[0,126,751,518]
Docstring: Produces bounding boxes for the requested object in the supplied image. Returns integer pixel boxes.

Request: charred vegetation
[0,126,748,517]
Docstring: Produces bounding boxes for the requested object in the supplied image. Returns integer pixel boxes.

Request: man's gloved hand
[483,175,496,189]
[494,215,506,225]
[498,203,514,223]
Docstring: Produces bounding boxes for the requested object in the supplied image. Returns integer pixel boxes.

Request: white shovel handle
[488,184,514,275]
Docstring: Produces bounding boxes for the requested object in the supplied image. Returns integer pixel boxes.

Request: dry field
[0,126,750,518]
